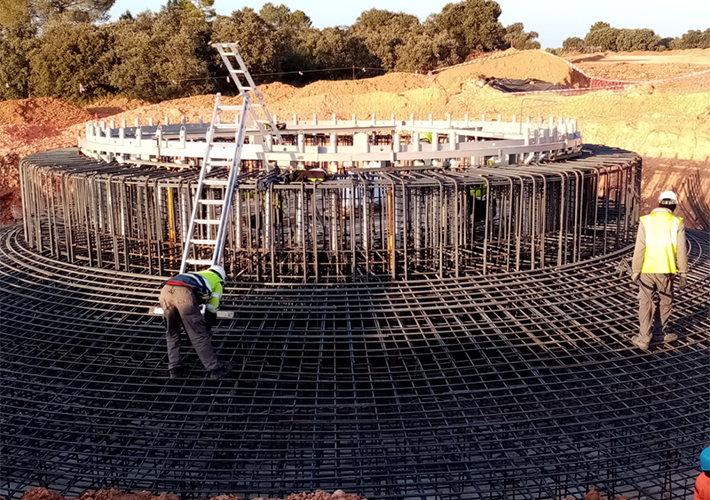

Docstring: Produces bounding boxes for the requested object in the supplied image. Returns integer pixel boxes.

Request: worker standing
[630,191,688,349]
[158,265,232,379]
[696,447,710,500]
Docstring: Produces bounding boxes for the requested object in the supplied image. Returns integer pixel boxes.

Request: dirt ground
[1,49,708,227]
[18,486,633,500]
[20,488,365,500]
[566,48,710,80]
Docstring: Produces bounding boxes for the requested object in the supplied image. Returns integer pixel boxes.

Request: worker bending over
[697,447,710,500]
[630,190,688,349]
[159,265,232,379]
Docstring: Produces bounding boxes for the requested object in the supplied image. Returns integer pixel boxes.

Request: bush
[504,22,540,50]
[429,0,506,59]
[584,27,620,51]
[109,4,212,102]
[615,28,661,52]
[669,29,710,49]
[29,22,114,101]
[562,36,585,52]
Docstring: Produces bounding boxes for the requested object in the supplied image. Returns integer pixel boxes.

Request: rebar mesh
[20,146,641,281]
[1,222,708,500]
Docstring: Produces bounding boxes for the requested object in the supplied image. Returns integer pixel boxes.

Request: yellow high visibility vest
[641,212,682,274]
[195,270,223,313]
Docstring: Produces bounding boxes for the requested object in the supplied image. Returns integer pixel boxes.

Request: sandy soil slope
[1,50,708,227]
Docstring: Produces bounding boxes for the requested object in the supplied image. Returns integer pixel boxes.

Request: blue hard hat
[701,447,710,472]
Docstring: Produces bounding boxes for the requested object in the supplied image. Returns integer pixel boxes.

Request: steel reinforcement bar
[1,225,709,500]
[20,146,640,281]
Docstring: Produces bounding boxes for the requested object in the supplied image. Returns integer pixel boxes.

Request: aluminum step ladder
[181,42,281,273]
[213,42,283,146]
[179,93,251,272]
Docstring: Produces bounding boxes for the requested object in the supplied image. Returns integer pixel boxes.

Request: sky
[108,0,710,49]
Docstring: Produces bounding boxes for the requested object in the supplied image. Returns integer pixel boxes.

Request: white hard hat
[208,265,226,281]
[658,190,678,203]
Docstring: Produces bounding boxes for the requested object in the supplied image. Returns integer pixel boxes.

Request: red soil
[20,489,365,500]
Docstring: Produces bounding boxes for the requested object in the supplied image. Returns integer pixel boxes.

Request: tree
[29,21,114,100]
[584,26,619,51]
[669,28,710,49]
[562,36,585,52]
[0,0,35,99]
[429,0,506,59]
[31,0,115,25]
[588,21,610,33]
[350,9,421,70]
[394,29,460,71]
[504,22,540,50]
[108,4,212,101]
[259,2,311,32]
[615,28,661,51]
[296,27,377,71]
[211,8,279,78]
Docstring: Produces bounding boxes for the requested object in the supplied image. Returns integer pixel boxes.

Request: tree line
[0,0,707,103]
[562,22,710,53]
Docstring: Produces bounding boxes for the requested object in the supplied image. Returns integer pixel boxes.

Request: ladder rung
[195,219,221,224]
[190,239,218,245]
[186,259,213,266]
[205,160,233,166]
[198,199,224,205]
[230,70,245,74]
[202,179,229,186]
[212,124,239,130]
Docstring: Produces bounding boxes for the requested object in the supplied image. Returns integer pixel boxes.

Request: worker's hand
[678,273,687,288]
[631,272,641,284]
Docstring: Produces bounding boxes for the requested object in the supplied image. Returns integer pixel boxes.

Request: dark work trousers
[638,273,674,342]
[159,285,219,371]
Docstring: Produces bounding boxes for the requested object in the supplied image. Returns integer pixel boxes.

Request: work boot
[168,365,188,379]
[663,333,678,343]
[210,361,233,380]
[631,335,649,350]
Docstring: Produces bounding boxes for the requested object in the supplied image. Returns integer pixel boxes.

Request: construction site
[1,44,709,500]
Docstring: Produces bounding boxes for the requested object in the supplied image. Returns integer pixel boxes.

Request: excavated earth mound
[0,97,92,128]
[434,49,590,93]
[21,489,365,500]
[1,50,709,227]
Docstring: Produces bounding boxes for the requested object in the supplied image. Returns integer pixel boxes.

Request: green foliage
[32,0,116,25]
[588,21,610,33]
[615,29,661,51]
[350,9,421,70]
[562,37,585,51]
[430,0,506,59]
[0,0,35,99]
[0,24,35,99]
[584,26,620,51]
[504,22,540,50]
[10,2,704,104]
[108,4,212,102]
[394,28,460,71]
[583,22,671,52]
[297,27,378,72]
[669,29,710,49]
[29,22,113,100]
[212,8,279,77]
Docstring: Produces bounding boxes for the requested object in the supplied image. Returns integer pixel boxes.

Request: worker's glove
[678,273,687,288]
[205,310,217,333]
[631,272,641,284]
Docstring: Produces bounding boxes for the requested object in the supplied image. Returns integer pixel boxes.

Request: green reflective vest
[195,270,223,313]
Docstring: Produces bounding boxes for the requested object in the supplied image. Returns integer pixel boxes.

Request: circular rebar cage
[21,146,640,280]
[2,146,709,500]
